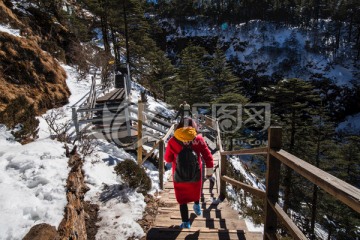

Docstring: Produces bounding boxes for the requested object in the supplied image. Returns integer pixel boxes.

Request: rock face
[22,223,60,240]
[57,151,90,240]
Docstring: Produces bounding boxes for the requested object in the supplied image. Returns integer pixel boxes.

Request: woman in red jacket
[165,117,214,228]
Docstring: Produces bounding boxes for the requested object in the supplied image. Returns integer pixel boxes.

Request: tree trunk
[283,167,292,214]
[123,1,130,67]
[310,186,318,240]
[310,126,322,239]
[335,21,341,50]
[100,16,111,54]
[356,26,360,60]
[348,14,353,43]
[110,26,120,65]
[284,110,296,213]
[327,227,332,240]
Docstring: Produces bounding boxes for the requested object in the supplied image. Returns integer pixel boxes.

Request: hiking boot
[193,203,202,216]
[179,221,191,229]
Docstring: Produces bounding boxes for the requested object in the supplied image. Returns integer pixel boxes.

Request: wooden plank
[128,106,172,128]
[216,121,223,152]
[270,149,360,214]
[158,207,222,212]
[150,227,244,234]
[96,89,121,102]
[270,202,307,240]
[142,141,161,164]
[117,88,125,100]
[221,175,266,199]
[108,89,122,101]
[159,140,164,190]
[167,193,217,199]
[77,101,135,112]
[170,216,225,221]
[221,147,268,156]
[137,100,144,165]
[219,154,227,200]
[146,227,261,240]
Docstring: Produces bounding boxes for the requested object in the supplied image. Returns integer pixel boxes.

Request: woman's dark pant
[179,201,199,222]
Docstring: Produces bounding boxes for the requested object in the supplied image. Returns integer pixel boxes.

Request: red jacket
[165,134,214,204]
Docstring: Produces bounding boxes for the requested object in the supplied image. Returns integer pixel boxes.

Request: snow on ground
[0,127,68,239]
[0,60,175,239]
[226,156,264,233]
[0,24,21,37]
[0,63,93,239]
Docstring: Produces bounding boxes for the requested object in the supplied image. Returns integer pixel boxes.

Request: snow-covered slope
[164,19,359,87]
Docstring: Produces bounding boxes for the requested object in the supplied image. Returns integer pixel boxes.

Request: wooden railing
[136,111,360,239]
[141,123,175,189]
[71,76,104,136]
[215,125,360,240]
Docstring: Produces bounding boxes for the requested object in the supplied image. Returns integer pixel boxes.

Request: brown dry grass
[0,31,70,114]
[0,1,25,29]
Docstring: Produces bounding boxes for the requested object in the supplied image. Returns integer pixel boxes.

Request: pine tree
[79,0,111,53]
[169,44,210,106]
[144,49,178,101]
[212,92,249,150]
[294,102,338,239]
[336,135,360,186]
[261,78,321,214]
[318,189,360,240]
[207,47,239,99]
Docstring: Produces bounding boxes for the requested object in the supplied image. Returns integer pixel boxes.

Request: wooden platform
[146,152,263,240]
[96,88,125,103]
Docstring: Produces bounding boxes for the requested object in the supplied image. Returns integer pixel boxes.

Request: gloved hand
[205,168,214,178]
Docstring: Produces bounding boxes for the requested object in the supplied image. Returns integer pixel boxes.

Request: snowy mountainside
[163,19,360,87]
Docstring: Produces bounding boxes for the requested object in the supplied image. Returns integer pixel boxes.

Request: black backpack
[173,139,201,183]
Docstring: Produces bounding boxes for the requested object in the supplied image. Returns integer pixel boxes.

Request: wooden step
[146,227,263,240]
[154,215,246,229]
[147,150,263,240]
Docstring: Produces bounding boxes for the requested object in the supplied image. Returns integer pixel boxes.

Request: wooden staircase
[146,152,263,240]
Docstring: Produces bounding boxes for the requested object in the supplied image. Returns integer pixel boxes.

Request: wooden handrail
[215,120,223,153]
[141,141,161,164]
[270,202,307,240]
[202,114,217,129]
[141,123,175,190]
[162,124,175,142]
[221,175,266,198]
[185,120,360,239]
[270,149,360,214]
[221,147,268,156]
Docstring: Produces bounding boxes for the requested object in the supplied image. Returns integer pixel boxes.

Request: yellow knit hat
[174,127,197,142]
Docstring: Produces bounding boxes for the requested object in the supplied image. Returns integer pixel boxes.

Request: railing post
[72,107,79,136]
[137,100,144,165]
[264,126,282,240]
[219,154,227,201]
[159,140,164,190]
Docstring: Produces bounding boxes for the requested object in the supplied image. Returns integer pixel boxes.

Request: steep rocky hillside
[0,0,72,114]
